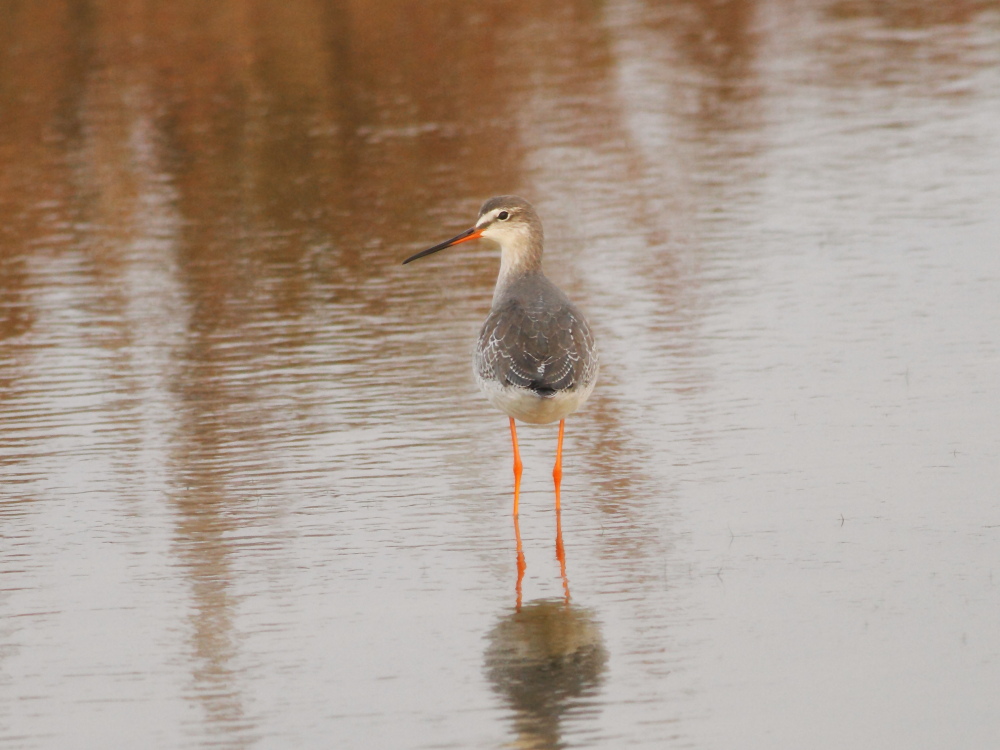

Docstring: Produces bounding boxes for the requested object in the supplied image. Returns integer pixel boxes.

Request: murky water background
[2,1,999,748]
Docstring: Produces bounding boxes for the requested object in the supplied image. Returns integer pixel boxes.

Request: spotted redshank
[403,196,598,515]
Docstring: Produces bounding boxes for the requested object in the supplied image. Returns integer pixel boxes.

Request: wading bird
[403,196,598,515]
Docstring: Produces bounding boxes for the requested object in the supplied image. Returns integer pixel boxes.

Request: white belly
[476,376,596,425]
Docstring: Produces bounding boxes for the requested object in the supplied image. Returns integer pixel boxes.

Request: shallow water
[2,1,999,748]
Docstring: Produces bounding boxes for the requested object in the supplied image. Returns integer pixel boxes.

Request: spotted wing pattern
[475,280,598,397]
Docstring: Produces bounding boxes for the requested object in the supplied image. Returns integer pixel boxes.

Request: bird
[403,196,598,516]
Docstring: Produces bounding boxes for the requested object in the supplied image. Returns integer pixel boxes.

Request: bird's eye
[497,211,510,221]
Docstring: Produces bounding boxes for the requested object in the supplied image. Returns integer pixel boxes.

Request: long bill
[402,226,483,265]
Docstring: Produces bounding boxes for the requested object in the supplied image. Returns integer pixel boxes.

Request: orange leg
[510,417,523,516]
[514,513,526,612]
[552,419,565,512]
[555,506,570,604]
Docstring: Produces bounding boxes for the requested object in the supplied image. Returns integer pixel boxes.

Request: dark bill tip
[402,227,483,265]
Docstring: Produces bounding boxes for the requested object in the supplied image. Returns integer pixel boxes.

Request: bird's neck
[494,245,544,306]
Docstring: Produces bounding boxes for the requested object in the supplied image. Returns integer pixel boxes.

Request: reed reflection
[485,511,607,749]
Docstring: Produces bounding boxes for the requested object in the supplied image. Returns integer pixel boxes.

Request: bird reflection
[485,511,607,749]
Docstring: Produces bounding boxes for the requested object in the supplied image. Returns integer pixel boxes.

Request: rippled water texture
[2,1,999,748]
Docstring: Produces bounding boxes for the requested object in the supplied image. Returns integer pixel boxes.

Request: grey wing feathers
[475,297,598,396]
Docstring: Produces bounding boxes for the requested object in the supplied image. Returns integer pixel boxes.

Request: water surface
[2,1,999,748]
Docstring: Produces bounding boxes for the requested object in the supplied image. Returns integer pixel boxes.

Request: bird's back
[475,272,598,423]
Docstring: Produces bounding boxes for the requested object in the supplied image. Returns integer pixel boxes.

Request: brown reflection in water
[488,512,607,749]
[634,0,763,133]
[148,0,530,286]
[827,0,989,29]
[0,4,83,357]
[821,0,994,92]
